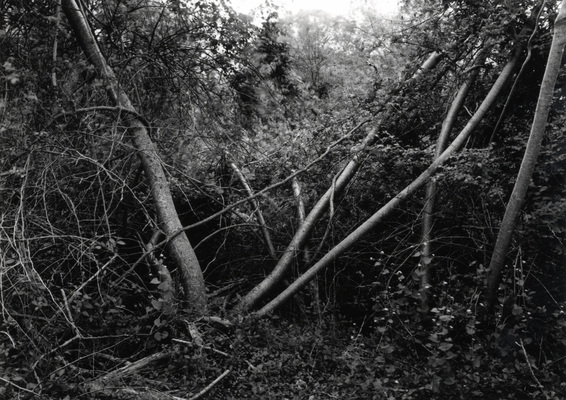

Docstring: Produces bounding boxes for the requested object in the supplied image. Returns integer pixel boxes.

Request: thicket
[1,0,566,398]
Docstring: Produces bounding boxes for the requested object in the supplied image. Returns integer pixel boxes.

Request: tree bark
[255,43,525,317]
[61,0,206,313]
[228,157,277,259]
[486,0,566,311]
[413,51,443,78]
[292,176,321,317]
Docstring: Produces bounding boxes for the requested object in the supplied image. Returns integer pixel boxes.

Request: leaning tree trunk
[228,156,277,259]
[486,0,566,311]
[255,41,526,317]
[61,0,207,313]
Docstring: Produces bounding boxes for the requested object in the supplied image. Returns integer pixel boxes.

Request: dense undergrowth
[2,282,565,399]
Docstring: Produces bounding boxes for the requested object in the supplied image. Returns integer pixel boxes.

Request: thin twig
[518,338,544,389]
[0,376,37,395]
[188,369,231,400]
[177,118,372,232]
[68,254,117,303]
[48,106,152,133]
[172,338,230,357]
[51,0,61,86]
[61,288,82,337]
[90,352,170,385]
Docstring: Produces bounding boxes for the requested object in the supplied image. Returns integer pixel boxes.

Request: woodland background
[1,0,566,398]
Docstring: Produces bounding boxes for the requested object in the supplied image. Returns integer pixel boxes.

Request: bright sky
[231,0,399,17]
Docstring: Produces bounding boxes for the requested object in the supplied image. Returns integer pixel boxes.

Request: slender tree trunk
[61,0,207,313]
[486,1,566,311]
[228,157,277,259]
[292,176,321,317]
[419,53,485,311]
[414,51,443,77]
[255,43,525,317]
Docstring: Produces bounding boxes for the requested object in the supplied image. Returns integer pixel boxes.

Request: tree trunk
[292,176,321,317]
[486,0,566,311]
[419,52,485,311]
[61,0,207,313]
[414,51,443,77]
[228,157,276,259]
[255,43,525,317]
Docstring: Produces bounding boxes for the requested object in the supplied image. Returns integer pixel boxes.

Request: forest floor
[13,315,563,400]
